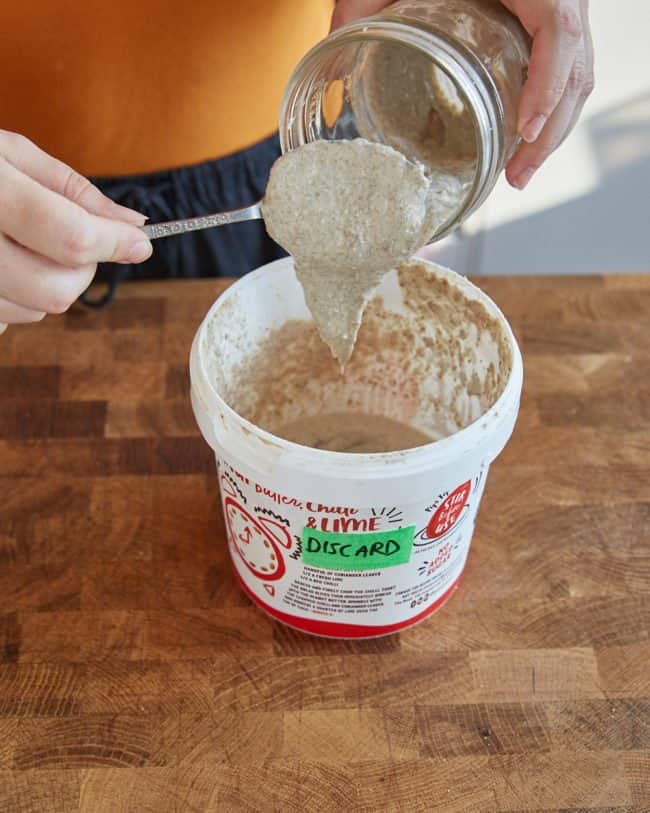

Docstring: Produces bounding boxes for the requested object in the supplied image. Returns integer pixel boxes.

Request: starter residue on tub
[221,261,512,449]
[274,412,435,453]
[262,139,431,366]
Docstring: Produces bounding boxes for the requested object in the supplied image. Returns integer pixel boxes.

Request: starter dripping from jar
[262,138,432,367]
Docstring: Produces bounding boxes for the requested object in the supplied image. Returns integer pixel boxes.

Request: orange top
[0,1,333,177]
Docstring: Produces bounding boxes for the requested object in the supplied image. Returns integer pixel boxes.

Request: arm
[0,131,151,334]
[332,0,594,189]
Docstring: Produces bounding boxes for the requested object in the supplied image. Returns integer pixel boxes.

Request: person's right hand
[0,130,152,335]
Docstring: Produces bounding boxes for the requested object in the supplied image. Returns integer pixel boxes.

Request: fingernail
[512,167,535,189]
[520,114,547,143]
[126,240,153,263]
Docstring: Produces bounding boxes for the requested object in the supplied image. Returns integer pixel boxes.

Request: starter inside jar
[351,40,479,239]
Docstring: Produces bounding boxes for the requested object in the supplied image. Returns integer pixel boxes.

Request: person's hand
[331,0,594,190]
[0,131,152,335]
[498,0,593,188]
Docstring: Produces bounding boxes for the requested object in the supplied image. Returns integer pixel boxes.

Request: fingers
[563,0,594,136]
[330,0,388,30]
[0,296,46,325]
[0,233,96,314]
[0,157,152,267]
[0,133,144,331]
[503,0,594,188]
[0,129,146,226]
[516,1,583,143]
[581,0,594,81]
[506,44,585,189]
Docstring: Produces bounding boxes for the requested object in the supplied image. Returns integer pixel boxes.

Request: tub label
[301,526,415,571]
[218,461,490,636]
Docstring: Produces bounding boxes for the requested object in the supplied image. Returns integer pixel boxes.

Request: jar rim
[278,17,506,242]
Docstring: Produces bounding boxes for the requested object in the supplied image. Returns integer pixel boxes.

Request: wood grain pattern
[0,275,649,812]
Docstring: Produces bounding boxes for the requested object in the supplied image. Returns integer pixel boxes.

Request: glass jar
[279,0,530,241]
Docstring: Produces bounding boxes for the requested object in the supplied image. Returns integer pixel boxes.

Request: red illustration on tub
[423,480,471,540]
[220,473,293,582]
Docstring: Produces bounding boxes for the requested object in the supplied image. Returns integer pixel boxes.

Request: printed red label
[425,480,471,540]
[224,497,287,581]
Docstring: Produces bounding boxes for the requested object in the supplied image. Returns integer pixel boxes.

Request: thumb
[331,0,389,31]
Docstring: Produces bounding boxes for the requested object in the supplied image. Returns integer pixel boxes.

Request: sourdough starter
[352,40,478,239]
[255,55,494,451]
[216,261,512,454]
[262,139,431,366]
[274,412,434,453]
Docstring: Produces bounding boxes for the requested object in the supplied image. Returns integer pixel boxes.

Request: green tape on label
[301,526,415,571]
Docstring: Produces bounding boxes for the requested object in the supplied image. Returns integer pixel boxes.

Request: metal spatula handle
[141,201,263,240]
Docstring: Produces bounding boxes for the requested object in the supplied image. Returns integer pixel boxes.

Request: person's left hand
[331,0,594,190]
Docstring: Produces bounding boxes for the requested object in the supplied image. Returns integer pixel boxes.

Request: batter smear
[262,139,431,366]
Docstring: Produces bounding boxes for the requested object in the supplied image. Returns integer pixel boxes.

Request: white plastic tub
[190,257,522,638]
